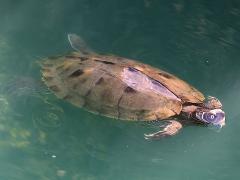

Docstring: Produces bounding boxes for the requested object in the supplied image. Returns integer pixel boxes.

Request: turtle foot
[144,120,182,140]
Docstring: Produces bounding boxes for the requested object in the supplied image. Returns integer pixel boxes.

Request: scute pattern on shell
[41,52,204,121]
[129,64,205,103]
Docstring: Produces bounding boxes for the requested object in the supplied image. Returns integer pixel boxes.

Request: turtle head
[203,96,222,109]
[195,109,225,128]
[194,96,225,128]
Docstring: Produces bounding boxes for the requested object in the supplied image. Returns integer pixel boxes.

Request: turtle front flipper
[68,33,95,55]
[144,120,182,140]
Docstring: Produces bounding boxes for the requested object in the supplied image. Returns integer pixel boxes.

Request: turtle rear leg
[68,33,96,55]
[144,120,182,140]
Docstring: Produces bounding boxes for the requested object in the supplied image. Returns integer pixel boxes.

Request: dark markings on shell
[63,95,72,100]
[117,94,124,119]
[85,87,93,97]
[82,76,104,108]
[44,76,54,81]
[49,85,60,92]
[82,74,109,108]
[128,67,138,72]
[95,77,104,85]
[124,86,137,93]
[151,79,161,85]
[183,101,201,107]
[136,109,147,120]
[94,60,115,65]
[158,72,173,79]
[82,87,93,108]
[79,57,88,61]
[69,69,84,78]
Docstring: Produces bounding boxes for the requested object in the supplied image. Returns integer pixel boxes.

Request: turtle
[40,34,225,139]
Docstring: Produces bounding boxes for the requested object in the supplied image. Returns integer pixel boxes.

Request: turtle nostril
[215,124,222,129]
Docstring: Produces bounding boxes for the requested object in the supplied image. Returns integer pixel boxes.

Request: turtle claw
[144,131,164,140]
[144,130,169,140]
[144,120,182,140]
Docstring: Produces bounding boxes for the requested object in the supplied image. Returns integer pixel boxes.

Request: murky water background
[0,0,240,179]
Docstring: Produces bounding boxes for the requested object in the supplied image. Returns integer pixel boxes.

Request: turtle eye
[203,113,216,122]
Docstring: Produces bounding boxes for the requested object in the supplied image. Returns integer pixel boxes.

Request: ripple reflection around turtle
[0,75,64,130]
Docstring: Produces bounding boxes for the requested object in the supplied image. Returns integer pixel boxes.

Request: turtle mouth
[195,109,225,128]
[195,112,210,124]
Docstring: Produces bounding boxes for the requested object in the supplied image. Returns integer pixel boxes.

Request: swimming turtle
[41,34,225,139]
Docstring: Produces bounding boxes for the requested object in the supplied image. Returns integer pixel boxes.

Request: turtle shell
[41,52,204,121]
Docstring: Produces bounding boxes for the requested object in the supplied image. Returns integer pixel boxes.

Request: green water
[0,0,240,179]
